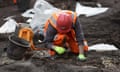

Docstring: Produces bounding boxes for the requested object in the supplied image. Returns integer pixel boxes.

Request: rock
[0,53,16,66]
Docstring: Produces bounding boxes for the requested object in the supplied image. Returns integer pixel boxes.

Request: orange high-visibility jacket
[44,10,85,46]
[44,10,77,32]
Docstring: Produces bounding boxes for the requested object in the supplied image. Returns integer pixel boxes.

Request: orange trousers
[53,30,80,54]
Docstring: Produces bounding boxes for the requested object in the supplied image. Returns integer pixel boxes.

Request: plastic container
[7,34,30,60]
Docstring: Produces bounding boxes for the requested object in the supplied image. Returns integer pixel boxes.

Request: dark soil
[0,0,120,72]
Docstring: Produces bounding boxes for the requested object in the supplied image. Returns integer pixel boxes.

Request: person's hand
[78,54,86,61]
[53,46,66,55]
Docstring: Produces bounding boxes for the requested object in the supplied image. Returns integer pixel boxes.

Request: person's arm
[74,18,86,61]
[74,18,85,46]
[43,24,66,55]
[43,23,57,48]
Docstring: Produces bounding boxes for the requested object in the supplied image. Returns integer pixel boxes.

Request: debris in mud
[1,50,119,72]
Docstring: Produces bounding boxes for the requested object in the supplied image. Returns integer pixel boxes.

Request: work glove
[52,46,66,55]
[78,54,86,61]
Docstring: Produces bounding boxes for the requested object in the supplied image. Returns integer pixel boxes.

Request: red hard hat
[56,13,73,33]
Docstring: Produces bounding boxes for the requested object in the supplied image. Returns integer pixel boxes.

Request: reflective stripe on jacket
[44,10,77,34]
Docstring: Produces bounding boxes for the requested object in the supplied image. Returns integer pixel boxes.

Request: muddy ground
[0,0,120,72]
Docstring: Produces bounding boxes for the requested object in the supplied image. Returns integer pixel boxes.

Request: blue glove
[53,46,66,55]
[78,54,86,61]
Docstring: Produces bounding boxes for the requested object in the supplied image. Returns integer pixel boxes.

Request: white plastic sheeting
[89,43,118,51]
[75,2,109,17]
[22,0,59,33]
[30,0,58,33]
[22,9,35,18]
[0,19,17,33]
[0,0,109,34]
[22,0,109,33]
